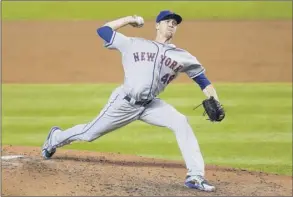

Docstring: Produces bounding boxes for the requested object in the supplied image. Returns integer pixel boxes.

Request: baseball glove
[194,96,225,122]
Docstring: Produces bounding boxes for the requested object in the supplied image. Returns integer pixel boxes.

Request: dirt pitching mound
[2,145,292,196]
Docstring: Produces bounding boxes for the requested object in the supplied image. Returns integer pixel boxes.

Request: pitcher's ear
[156,23,160,30]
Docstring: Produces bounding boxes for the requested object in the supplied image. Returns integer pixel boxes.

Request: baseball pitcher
[42,10,225,192]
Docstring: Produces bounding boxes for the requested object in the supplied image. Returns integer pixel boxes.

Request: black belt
[124,95,152,107]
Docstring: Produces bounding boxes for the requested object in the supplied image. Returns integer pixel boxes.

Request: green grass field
[2,83,292,175]
[2,1,292,20]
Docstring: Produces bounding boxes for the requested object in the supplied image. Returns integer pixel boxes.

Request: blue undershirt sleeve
[96,26,114,44]
[192,73,211,90]
[96,26,131,52]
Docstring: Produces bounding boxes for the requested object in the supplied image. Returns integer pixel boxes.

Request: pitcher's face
[156,19,178,39]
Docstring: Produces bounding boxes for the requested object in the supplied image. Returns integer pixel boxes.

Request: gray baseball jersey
[106,32,205,101]
[48,32,206,177]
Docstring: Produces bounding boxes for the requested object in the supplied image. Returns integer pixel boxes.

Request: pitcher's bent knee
[179,114,189,122]
[169,113,190,130]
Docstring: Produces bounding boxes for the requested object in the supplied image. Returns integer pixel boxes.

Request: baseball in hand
[130,15,144,28]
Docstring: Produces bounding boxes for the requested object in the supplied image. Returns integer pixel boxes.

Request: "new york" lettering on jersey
[133,52,183,73]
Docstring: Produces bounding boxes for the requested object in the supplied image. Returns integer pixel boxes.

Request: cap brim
[161,13,182,24]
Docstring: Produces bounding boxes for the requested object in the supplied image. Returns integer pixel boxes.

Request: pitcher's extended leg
[42,87,142,158]
[139,98,205,176]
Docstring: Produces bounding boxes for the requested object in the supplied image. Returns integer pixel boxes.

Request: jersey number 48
[161,73,176,85]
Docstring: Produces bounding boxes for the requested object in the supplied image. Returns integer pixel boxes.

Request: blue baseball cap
[156,10,183,24]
